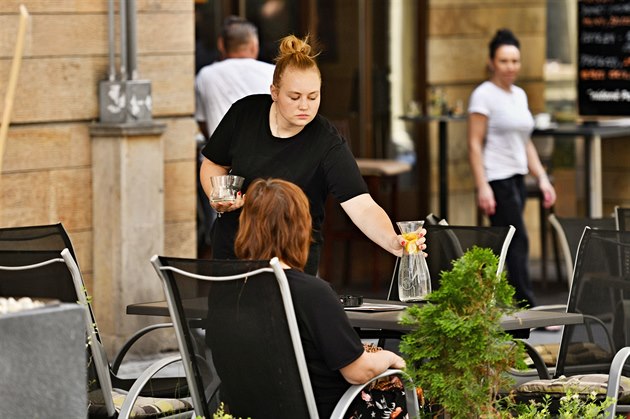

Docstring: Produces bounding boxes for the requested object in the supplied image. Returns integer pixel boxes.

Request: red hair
[235,178,312,270]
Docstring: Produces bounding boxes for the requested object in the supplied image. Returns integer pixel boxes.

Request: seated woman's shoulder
[286,270,336,293]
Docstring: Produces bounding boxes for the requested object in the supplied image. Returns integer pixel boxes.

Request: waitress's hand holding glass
[397,221,431,302]
[209,175,245,216]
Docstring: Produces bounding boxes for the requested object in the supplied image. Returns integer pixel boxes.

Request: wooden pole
[0,4,29,175]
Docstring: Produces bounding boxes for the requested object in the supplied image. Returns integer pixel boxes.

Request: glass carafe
[396,220,431,302]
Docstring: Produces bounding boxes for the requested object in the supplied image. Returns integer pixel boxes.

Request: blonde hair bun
[272,34,321,87]
[276,34,317,60]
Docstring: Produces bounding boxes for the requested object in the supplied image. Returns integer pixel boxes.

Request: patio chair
[0,247,193,418]
[616,206,630,231]
[0,223,179,381]
[151,255,420,418]
[387,224,515,301]
[548,214,616,287]
[514,228,630,417]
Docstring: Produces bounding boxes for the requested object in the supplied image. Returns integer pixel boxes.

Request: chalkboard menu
[578,0,630,116]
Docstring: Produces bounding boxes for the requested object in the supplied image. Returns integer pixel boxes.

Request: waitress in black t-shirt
[200,34,422,275]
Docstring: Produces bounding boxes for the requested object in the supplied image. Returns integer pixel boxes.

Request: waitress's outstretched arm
[341,193,425,258]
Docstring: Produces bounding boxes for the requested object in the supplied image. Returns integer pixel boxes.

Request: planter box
[0,303,87,418]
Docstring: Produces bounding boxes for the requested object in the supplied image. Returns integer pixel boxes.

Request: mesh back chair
[387,224,515,301]
[548,214,617,287]
[0,223,77,301]
[0,247,193,419]
[616,206,630,231]
[516,228,630,417]
[0,224,191,418]
[151,255,419,419]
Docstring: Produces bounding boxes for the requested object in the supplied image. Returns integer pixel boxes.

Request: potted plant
[399,246,526,418]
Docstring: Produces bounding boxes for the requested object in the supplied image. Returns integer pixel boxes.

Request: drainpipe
[107,0,115,81]
[119,0,127,81]
[126,0,137,80]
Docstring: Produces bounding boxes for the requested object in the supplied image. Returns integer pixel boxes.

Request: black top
[286,269,365,417]
[201,94,368,260]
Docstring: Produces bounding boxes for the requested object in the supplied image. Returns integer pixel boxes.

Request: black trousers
[489,175,537,308]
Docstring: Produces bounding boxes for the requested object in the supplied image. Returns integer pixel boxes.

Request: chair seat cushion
[524,343,559,367]
[88,389,192,418]
[517,374,630,403]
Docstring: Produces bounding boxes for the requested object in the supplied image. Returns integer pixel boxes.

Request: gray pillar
[90,121,173,356]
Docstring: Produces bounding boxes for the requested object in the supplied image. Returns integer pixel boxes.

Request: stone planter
[0,303,87,418]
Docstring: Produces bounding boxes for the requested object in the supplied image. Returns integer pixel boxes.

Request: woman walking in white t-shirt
[467,28,556,308]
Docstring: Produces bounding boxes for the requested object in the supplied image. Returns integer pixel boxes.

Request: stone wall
[0,0,196,353]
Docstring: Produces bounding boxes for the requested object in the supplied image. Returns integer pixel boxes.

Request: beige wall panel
[0,12,192,59]
[1,171,51,226]
[0,55,192,123]
[2,123,91,172]
[429,6,545,37]
[164,160,195,223]
[141,55,194,117]
[0,0,191,13]
[0,14,106,58]
[162,117,197,161]
[165,220,196,258]
[138,12,194,54]
[0,57,105,123]
[0,167,90,229]
[50,168,92,230]
[428,36,545,84]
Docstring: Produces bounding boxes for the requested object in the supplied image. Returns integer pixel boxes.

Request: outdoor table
[126,298,583,339]
[532,123,630,218]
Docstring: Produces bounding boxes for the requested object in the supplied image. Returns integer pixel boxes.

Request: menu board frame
[578,0,630,117]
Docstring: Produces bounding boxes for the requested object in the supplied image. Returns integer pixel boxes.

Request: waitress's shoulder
[313,115,347,145]
[232,93,273,109]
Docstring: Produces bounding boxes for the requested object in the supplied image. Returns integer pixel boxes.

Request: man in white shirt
[195,16,275,140]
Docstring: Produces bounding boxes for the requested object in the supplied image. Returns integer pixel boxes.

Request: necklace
[274,103,280,137]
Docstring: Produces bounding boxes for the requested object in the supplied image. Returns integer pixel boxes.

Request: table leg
[585,134,603,217]
[439,120,448,220]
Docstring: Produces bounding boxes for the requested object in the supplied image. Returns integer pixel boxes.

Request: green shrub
[400,246,526,418]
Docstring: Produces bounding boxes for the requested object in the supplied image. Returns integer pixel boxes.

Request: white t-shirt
[468,81,534,182]
[195,58,275,136]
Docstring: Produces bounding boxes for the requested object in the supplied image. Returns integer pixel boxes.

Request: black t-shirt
[286,269,365,417]
[201,94,368,260]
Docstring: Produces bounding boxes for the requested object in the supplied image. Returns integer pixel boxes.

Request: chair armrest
[330,369,420,418]
[111,323,173,374]
[117,354,189,419]
[604,346,630,418]
[518,339,552,380]
[530,304,567,312]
